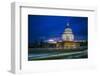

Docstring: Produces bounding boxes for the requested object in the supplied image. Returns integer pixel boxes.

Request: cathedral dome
[64,28,73,34]
[62,23,74,41]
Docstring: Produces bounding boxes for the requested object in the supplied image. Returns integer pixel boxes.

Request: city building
[46,23,80,49]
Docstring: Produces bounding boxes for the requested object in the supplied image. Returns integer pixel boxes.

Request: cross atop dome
[67,23,69,26]
[65,22,70,28]
[67,22,70,27]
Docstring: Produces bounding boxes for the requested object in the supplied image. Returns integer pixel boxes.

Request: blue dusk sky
[28,15,88,43]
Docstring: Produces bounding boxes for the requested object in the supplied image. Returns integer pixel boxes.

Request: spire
[66,22,70,28]
[67,22,70,27]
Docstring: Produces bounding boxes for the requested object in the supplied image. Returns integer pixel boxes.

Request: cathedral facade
[56,23,80,49]
[47,23,80,49]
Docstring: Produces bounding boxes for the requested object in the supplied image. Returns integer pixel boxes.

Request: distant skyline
[28,15,88,43]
